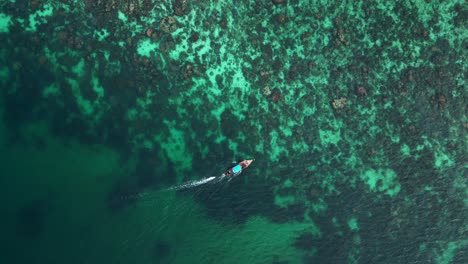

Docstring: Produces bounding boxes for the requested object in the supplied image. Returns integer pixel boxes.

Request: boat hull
[222,159,255,177]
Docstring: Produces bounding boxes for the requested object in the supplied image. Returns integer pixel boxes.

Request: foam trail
[167,176,217,191]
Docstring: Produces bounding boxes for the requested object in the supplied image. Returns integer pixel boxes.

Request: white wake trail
[167,176,217,191]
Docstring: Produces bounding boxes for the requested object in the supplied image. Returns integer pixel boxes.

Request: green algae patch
[434,148,455,168]
[0,66,9,82]
[137,39,159,57]
[26,4,54,32]
[125,108,138,121]
[419,243,427,252]
[275,194,296,208]
[269,130,289,162]
[400,144,411,157]
[118,11,128,22]
[0,13,12,33]
[434,239,468,264]
[311,198,328,214]
[465,188,468,207]
[360,169,401,196]
[319,129,341,146]
[348,217,359,231]
[94,29,110,42]
[72,58,86,77]
[91,76,105,98]
[318,119,343,146]
[66,78,93,116]
[43,83,60,97]
[332,217,340,228]
[283,179,294,188]
[158,121,192,178]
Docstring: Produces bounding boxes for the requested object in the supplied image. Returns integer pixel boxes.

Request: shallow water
[0,1,467,263]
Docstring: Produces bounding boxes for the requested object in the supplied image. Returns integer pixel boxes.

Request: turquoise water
[1,0,467,263]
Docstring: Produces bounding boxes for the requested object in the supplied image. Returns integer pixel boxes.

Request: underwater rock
[181,63,194,79]
[173,0,189,16]
[160,16,178,33]
[272,0,287,5]
[270,88,283,102]
[56,30,68,43]
[334,28,348,46]
[432,93,447,108]
[189,32,199,42]
[30,0,40,9]
[145,28,156,38]
[332,97,347,109]
[262,86,272,96]
[276,13,287,24]
[259,69,270,77]
[356,86,367,96]
[219,17,227,29]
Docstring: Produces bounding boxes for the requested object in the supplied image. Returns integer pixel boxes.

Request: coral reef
[1,0,466,262]
[160,16,178,33]
[331,97,347,109]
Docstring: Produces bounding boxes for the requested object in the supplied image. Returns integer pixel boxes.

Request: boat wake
[167,176,217,191]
